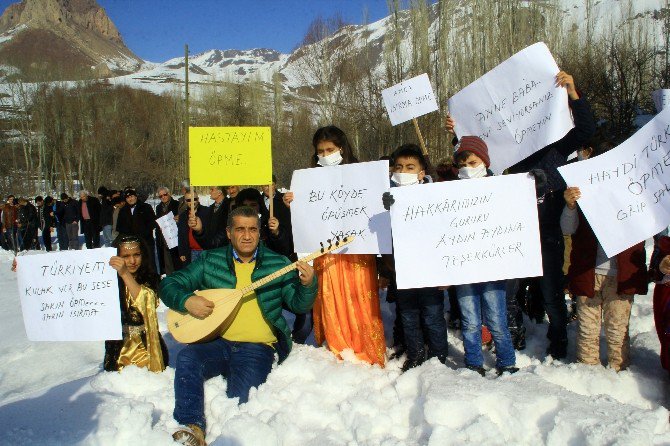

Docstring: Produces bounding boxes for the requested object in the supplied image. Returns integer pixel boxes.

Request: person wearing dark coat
[17,198,39,251]
[177,191,210,266]
[99,187,115,247]
[116,189,158,269]
[507,74,596,359]
[234,188,292,258]
[55,193,70,250]
[261,177,295,260]
[42,196,55,251]
[155,186,182,275]
[191,186,230,250]
[62,194,80,250]
[79,190,102,249]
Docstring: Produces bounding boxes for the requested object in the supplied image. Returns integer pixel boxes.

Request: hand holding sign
[448,42,574,173]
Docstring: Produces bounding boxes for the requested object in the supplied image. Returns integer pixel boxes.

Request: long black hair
[112,234,159,291]
[311,125,359,167]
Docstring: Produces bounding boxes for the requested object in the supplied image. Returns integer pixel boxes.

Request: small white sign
[653,89,670,113]
[382,73,439,126]
[16,248,122,341]
[290,161,392,255]
[390,174,543,289]
[156,213,179,249]
[448,42,574,174]
[558,106,670,257]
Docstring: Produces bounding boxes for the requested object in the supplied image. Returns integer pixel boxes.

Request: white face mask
[458,164,487,179]
[577,152,588,161]
[317,151,343,167]
[391,172,420,186]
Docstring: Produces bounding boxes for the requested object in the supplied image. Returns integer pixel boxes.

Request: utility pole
[184,44,190,182]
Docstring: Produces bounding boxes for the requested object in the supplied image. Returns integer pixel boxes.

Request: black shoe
[465,365,486,377]
[496,366,519,376]
[401,356,425,372]
[547,341,567,359]
[390,346,406,360]
[512,334,526,351]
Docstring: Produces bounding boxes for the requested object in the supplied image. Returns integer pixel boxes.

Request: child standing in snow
[380,144,450,371]
[562,142,648,371]
[452,136,517,376]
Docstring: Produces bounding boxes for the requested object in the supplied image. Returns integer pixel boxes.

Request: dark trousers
[539,232,568,355]
[396,287,449,361]
[43,226,52,251]
[56,222,68,250]
[81,219,100,249]
[2,227,17,251]
[174,338,274,431]
[291,310,313,344]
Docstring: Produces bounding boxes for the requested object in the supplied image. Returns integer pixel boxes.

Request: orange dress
[312,253,386,366]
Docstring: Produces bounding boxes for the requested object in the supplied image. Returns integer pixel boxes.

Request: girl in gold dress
[104,235,168,372]
[284,126,386,366]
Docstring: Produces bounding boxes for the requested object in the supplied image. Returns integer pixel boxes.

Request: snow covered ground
[1,245,669,445]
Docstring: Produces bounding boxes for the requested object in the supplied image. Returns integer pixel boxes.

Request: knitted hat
[454,136,490,168]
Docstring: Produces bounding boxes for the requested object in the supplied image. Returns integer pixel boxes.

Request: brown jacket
[2,203,17,229]
[568,208,647,297]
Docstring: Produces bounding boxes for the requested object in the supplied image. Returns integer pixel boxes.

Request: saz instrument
[167,236,355,344]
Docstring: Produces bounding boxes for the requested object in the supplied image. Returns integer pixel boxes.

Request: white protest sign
[390,174,542,289]
[448,42,574,174]
[156,213,179,249]
[290,161,392,254]
[16,248,122,341]
[382,73,439,126]
[653,89,670,113]
[558,106,670,258]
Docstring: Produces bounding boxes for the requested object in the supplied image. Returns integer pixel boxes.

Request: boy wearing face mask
[381,144,450,371]
[452,137,518,376]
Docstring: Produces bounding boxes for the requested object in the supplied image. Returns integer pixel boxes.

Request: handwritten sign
[653,89,670,113]
[390,174,542,289]
[156,213,178,249]
[382,73,439,126]
[189,127,272,186]
[558,107,670,257]
[290,161,392,254]
[16,248,121,341]
[447,42,574,174]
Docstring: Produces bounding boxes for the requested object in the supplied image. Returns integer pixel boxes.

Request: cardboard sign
[390,174,542,289]
[558,107,670,257]
[156,213,179,249]
[189,127,272,186]
[16,248,122,341]
[290,161,392,254]
[448,42,574,173]
[382,73,439,126]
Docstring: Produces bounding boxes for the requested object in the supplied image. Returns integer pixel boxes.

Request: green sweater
[159,243,317,363]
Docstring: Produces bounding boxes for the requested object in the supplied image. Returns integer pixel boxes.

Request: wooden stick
[269,183,274,220]
[412,118,429,156]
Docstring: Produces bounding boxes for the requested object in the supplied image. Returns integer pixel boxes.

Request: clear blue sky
[0,0,400,61]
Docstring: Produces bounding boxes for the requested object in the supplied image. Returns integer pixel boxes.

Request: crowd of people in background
[4,71,670,445]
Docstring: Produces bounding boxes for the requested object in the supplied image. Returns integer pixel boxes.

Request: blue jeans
[396,286,449,360]
[102,225,113,247]
[456,280,516,368]
[174,338,275,431]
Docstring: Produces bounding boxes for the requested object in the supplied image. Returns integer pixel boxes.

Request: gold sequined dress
[312,253,386,366]
[103,285,167,372]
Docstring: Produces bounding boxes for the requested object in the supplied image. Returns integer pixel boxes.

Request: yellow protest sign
[189,127,272,186]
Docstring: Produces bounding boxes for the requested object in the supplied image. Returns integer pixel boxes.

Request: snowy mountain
[95,0,669,97]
